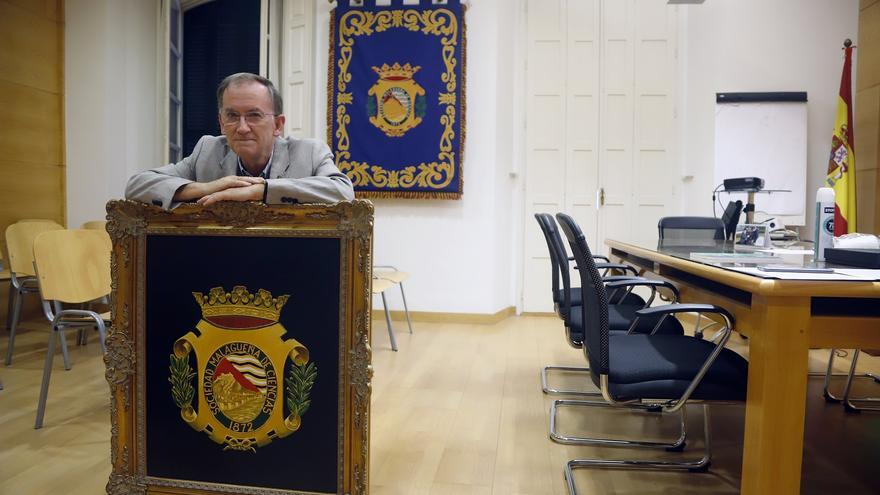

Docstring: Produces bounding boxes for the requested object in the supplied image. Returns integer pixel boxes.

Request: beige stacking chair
[32,229,111,428]
[5,219,62,331]
[1,253,6,391]
[2,250,9,330]
[81,220,107,231]
[374,265,414,335]
[372,277,398,351]
[4,220,65,365]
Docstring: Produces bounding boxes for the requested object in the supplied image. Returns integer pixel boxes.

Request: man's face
[218,81,285,169]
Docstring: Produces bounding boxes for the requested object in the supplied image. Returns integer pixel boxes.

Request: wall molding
[372,306,516,325]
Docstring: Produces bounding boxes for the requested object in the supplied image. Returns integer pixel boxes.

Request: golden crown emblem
[193,286,289,322]
[372,62,421,80]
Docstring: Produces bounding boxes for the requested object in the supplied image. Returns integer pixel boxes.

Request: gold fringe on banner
[457,7,467,199]
[326,12,336,148]
[356,190,462,200]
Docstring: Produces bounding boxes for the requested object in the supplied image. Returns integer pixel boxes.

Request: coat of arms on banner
[368,63,426,137]
[329,0,466,199]
[169,286,317,452]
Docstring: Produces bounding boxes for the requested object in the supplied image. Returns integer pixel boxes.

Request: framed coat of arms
[329,0,467,199]
[104,200,373,495]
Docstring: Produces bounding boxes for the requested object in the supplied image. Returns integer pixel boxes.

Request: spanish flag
[826,40,857,235]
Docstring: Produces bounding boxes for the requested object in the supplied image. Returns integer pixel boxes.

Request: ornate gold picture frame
[104,200,373,495]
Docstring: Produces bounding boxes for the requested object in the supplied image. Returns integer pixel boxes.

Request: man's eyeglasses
[221,110,276,127]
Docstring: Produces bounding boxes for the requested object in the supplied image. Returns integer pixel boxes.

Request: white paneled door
[522,0,678,312]
[281,0,314,138]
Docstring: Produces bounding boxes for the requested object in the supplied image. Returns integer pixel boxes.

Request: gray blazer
[125,135,355,209]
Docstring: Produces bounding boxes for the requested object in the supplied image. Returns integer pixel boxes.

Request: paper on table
[757,248,814,255]
[726,266,846,280]
[833,269,880,280]
[690,252,779,264]
[726,266,880,281]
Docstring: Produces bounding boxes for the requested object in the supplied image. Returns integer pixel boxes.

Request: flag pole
[826,38,857,235]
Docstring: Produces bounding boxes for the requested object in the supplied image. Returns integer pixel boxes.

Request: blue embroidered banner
[329,0,466,199]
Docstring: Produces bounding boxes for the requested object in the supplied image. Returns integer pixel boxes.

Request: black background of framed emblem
[144,234,340,493]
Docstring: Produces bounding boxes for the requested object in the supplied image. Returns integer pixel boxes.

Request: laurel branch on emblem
[169,354,196,409]
[286,362,318,423]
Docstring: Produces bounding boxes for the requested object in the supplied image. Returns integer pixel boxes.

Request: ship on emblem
[367,62,426,137]
[168,286,317,452]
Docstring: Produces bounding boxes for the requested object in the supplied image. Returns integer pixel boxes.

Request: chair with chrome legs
[535,213,643,395]
[548,213,711,439]
[32,229,111,428]
[839,349,880,413]
[535,213,684,396]
[4,219,60,330]
[554,213,748,493]
[822,348,880,404]
[4,220,65,365]
[371,277,399,351]
[374,265,414,335]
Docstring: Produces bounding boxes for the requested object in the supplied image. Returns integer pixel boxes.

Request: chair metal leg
[398,283,413,334]
[541,365,601,396]
[4,289,23,365]
[51,301,72,370]
[693,312,704,340]
[824,348,843,402]
[5,280,14,330]
[563,405,712,495]
[59,329,71,371]
[842,349,880,413]
[821,348,879,403]
[550,398,683,450]
[96,319,107,353]
[381,292,397,351]
[35,326,58,429]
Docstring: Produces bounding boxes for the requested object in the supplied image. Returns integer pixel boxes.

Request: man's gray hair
[217,73,283,114]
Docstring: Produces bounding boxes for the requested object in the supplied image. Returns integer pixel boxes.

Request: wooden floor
[1,314,879,494]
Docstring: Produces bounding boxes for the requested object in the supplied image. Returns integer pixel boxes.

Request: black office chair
[540,214,685,335]
[554,212,748,494]
[657,216,730,340]
[535,214,684,396]
[535,213,640,396]
[658,216,725,241]
[535,213,643,322]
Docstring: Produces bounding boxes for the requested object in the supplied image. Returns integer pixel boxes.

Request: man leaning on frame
[126,72,354,209]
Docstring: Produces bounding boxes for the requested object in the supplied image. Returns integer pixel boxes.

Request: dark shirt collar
[236,149,274,179]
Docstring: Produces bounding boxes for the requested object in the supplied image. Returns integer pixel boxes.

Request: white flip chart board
[714,93,807,225]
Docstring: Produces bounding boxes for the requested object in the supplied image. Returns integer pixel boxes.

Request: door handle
[598,187,605,207]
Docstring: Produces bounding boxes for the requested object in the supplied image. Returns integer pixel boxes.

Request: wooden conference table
[606,238,880,495]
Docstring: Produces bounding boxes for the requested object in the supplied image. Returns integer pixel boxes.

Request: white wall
[62,0,860,315]
[66,0,160,228]
[65,0,520,316]
[314,0,520,315]
[678,0,859,237]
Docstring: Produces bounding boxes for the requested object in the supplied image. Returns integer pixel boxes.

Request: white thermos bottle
[814,187,835,262]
